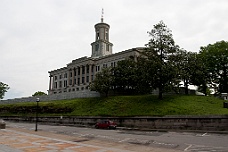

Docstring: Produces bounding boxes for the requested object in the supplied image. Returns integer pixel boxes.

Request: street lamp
[35,98,40,131]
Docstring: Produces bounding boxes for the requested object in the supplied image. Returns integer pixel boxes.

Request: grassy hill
[0,95,228,116]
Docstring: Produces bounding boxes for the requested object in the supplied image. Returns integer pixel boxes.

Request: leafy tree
[0,82,9,99]
[89,67,113,97]
[189,53,210,95]
[145,21,179,99]
[112,59,137,92]
[135,56,155,94]
[200,40,228,94]
[32,91,47,96]
[174,50,200,94]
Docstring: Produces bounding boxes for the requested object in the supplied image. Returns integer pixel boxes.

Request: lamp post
[35,98,40,131]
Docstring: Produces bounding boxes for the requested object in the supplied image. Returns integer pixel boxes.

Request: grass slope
[0,95,228,116]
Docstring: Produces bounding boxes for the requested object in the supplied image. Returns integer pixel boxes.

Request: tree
[174,50,200,94]
[145,21,179,99]
[135,56,155,94]
[0,82,9,99]
[199,40,228,94]
[112,59,137,92]
[89,67,113,97]
[189,53,210,95]
[32,91,47,96]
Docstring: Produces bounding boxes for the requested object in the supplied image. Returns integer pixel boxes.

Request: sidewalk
[0,127,181,152]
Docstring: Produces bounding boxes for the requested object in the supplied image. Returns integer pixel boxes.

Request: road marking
[184,144,192,151]
[119,138,131,143]
[152,141,176,147]
[196,132,209,137]
[184,143,228,151]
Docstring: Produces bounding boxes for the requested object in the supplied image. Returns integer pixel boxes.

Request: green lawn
[0,95,227,116]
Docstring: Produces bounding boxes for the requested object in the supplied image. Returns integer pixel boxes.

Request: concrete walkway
[0,127,181,152]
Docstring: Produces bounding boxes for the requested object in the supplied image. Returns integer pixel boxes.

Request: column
[89,64,92,83]
[68,70,71,87]
[52,76,55,89]
[80,66,83,85]
[49,75,52,91]
[72,68,75,86]
[76,67,78,86]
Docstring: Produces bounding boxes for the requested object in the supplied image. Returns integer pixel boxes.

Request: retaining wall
[1,115,228,131]
[0,91,100,104]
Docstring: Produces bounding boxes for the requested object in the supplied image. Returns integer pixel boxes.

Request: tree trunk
[158,85,163,100]
[184,80,189,95]
[202,83,207,96]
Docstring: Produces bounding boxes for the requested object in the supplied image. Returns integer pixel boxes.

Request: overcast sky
[1,0,228,100]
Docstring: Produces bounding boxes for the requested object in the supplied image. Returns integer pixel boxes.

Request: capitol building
[48,15,144,96]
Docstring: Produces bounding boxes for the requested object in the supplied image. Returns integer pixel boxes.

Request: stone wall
[1,115,228,131]
[0,91,100,104]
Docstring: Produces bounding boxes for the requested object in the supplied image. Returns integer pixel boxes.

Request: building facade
[48,16,144,95]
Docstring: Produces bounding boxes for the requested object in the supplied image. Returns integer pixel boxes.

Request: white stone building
[48,16,144,95]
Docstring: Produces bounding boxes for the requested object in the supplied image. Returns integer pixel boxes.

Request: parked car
[95,120,117,129]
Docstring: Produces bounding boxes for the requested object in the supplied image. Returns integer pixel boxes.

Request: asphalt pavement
[0,124,180,152]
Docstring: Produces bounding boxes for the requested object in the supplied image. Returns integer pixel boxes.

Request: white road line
[184,144,192,151]
[201,132,207,136]
[119,138,131,143]
[196,132,209,137]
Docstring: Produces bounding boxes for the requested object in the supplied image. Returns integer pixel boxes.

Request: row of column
[48,64,96,94]
[68,64,94,87]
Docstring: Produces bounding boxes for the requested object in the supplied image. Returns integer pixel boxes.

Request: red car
[95,120,117,129]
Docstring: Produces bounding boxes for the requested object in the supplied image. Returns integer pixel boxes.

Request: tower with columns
[91,9,113,58]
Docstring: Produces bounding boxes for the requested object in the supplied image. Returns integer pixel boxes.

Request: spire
[101,8,104,23]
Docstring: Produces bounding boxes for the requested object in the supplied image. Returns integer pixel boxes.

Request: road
[5,121,228,152]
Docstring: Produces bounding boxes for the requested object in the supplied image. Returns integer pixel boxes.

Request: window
[64,80,67,87]
[78,78,80,85]
[106,44,109,51]
[54,82,57,88]
[74,69,77,76]
[54,76,57,80]
[59,81,62,88]
[97,32,100,40]
[103,64,107,68]
[82,66,85,74]
[78,68,80,75]
[86,65,89,73]
[82,77,85,83]
[64,73,67,78]
[74,78,76,84]
[91,65,94,72]
[95,44,99,51]
[59,74,62,79]
[69,79,72,85]
[70,72,72,77]
[105,30,108,40]
[86,76,89,82]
